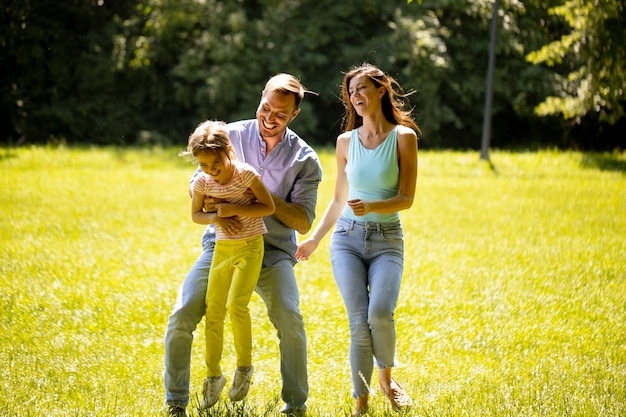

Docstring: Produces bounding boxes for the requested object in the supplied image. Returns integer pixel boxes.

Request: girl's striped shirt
[193,161,268,240]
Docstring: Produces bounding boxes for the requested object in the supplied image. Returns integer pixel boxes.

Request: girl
[182,120,275,408]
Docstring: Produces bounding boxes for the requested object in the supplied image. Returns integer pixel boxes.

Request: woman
[296,63,419,416]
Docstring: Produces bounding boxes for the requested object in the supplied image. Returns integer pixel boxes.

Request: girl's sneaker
[228,365,254,401]
[201,375,226,408]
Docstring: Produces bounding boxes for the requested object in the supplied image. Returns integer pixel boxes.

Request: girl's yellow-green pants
[205,235,264,377]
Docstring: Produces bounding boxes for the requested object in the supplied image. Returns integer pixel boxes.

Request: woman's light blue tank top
[341,126,400,223]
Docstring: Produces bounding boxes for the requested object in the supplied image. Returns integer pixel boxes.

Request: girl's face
[348,75,383,116]
[196,149,233,184]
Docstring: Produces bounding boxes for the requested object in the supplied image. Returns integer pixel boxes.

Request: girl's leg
[205,243,232,377]
[228,236,264,368]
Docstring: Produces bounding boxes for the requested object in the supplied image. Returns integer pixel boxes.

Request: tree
[526,0,626,125]
[1,0,622,148]
[0,0,143,144]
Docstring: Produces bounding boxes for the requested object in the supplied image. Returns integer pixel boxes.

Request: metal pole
[480,0,499,161]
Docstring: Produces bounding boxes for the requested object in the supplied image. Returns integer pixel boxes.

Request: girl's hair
[179,120,236,162]
[262,73,318,109]
[340,63,421,135]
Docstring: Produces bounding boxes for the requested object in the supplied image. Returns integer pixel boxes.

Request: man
[164,73,322,417]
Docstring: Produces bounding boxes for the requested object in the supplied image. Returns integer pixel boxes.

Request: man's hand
[202,196,225,213]
[215,215,243,236]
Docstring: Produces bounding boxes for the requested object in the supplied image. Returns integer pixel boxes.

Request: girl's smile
[196,149,234,185]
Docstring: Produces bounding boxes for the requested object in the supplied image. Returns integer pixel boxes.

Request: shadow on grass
[479,156,499,176]
[581,153,626,173]
[0,150,18,161]
[184,394,414,417]
[189,395,281,417]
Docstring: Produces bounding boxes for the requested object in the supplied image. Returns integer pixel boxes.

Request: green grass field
[1,146,625,416]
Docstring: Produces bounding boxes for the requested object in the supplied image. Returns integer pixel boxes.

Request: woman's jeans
[330,217,404,398]
[164,239,308,409]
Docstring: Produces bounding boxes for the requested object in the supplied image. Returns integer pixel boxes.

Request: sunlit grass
[1,146,625,416]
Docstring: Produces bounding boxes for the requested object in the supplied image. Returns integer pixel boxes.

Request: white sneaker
[201,375,226,409]
[228,365,254,401]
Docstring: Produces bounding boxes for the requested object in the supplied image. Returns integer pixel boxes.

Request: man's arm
[272,153,322,235]
[271,194,312,235]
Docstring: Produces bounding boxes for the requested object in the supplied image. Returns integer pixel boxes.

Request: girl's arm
[295,133,350,261]
[191,189,219,225]
[215,176,275,218]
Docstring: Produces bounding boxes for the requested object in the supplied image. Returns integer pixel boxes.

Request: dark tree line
[1,0,624,150]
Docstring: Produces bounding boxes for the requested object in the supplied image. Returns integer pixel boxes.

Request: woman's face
[196,149,233,184]
[348,75,383,116]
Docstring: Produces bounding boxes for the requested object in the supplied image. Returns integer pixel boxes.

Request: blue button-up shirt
[193,119,322,266]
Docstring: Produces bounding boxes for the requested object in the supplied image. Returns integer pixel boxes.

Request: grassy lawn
[1,146,624,416]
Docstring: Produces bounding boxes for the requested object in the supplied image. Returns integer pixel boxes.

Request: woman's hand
[347,199,371,217]
[295,238,319,261]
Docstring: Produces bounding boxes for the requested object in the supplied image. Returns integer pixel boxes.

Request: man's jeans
[330,217,404,398]
[164,241,308,409]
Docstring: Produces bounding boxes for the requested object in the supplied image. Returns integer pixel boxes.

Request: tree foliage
[526,0,625,125]
[1,0,623,149]
[0,0,142,144]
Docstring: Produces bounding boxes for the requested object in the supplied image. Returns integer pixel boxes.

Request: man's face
[256,90,300,140]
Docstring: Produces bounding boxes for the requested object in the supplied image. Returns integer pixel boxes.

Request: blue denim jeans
[164,239,308,409]
[330,217,404,398]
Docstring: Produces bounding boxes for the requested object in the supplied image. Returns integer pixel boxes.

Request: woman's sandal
[379,377,412,410]
[351,407,368,417]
